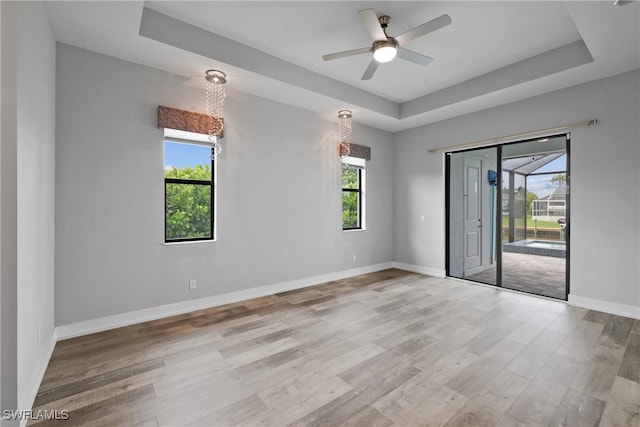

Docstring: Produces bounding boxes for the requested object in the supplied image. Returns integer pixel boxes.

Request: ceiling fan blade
[358,8,387,41]
[361,59,380,80]
[395,14,452,45]
[397,47,433,66]
[322,47,372,61]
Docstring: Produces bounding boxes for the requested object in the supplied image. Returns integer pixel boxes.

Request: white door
[464,157,482,275]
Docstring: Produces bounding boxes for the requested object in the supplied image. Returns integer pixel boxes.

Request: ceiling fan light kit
[322,8,452,80]
[373,39,398,63]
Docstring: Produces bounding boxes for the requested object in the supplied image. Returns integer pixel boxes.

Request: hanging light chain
[205,69,227,159]
[338,110,352,157]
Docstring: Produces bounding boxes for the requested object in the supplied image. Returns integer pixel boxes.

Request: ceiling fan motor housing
[378,15,391,31]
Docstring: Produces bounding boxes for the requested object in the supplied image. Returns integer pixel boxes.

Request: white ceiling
[44,1,639,132]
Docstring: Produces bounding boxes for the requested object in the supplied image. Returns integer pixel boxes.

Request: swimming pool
[503,240,566,258]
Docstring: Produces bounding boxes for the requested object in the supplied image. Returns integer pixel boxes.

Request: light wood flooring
[31,269,639,426]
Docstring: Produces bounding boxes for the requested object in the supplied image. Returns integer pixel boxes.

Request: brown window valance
[157,105,223,137]
[340,143,371,160]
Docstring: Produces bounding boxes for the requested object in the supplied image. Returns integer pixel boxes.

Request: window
[342,157,365,230]
[164,130,215,242]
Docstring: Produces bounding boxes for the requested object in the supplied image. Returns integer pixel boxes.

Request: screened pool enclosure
[502,150,567,247]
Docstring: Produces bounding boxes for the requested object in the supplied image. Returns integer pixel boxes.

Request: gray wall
[1,1,56,415]
[1,0,19,417]
[55,44,395,326]
[395,70,640,309]
[16,1,56,408]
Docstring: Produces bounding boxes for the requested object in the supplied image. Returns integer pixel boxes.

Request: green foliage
[526,191,538,216]
[342,164,360,229]
[342,192,359,228]
[165,165,212,240]
[550,174,566,186]
[342,164,358,188]
[164,164,211,181]
[502,214,560,229]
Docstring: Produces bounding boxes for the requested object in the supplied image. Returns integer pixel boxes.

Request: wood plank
[239,376,352,427]
[29,385,156,427]
[465,318,524,356]
[184,394,267,426]
[445,338,525,397]
[505,328,567,379]
[533,352,582,389]
[336,406,393,427]
[372,348,476,422]
[571,336,626,401]
[599,376,640,427]
[555,318,604,362]
[500,377,567,426]
[617,332,640,382]
[33,359,164,407]
[599,314,634,348]
[548,388,606,427]
[388,385,468,427]
[506,310,559,344]
[153,370,256,425]
[546,305,589,334]
[442,369,530,427]
[30,269,638,427]
[289,366,421,427]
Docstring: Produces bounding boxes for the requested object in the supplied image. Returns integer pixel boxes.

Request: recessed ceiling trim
[42,1,639,133]
[140,6,597,128]
[403,39,594,119]
[139,7,400,119]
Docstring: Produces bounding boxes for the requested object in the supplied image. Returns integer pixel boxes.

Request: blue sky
[164,141,210,170]
[524,155,566,198]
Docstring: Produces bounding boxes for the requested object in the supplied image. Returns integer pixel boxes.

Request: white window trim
[163,128,217,244]
[164,128,214,144]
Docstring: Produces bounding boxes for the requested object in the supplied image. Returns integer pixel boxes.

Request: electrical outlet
[420,215,425,222]
[352,254,357,262]
[189,279,197,290]
[37,329,41,344]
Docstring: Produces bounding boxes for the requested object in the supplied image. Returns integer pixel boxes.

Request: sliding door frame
[445,133,570,300]
[566,135,571,298]
[496,144,503,289]
[444,145,499,283]
[445,153,452,277]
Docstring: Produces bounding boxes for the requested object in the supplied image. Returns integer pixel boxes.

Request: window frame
[342,156,366,231]
[164,130,216,243]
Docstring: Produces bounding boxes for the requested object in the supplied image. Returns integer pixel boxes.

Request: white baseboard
[568,295,640,320]
[392,262,446,278]
[18,329,57,427]
[56,262,395,340]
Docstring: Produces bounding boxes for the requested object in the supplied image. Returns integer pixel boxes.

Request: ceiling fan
[323,9,452,80]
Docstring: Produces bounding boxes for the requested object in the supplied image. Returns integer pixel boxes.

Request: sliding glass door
[500,136,569,299]
[446,135,569,300]
[447,147,498,285]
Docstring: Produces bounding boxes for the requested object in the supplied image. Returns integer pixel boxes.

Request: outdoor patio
[465,251,566,299]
